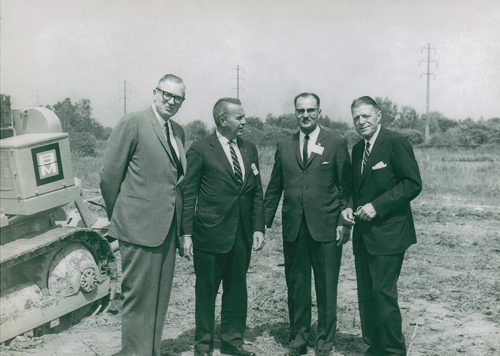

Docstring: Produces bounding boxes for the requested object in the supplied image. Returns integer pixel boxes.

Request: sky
[1,0,500,128]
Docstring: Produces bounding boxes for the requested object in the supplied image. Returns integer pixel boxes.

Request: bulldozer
[0,94,117,343]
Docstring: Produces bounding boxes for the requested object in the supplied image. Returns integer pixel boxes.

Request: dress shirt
[361,124,381,173]
[152,104,180,159]
[299,125,321,160]
[216,130,245,181]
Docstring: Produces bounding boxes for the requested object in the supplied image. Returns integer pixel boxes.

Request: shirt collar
[365,124,381,149]
[216,129,235,145]
[152,104,170,128]
[300,125,320,141]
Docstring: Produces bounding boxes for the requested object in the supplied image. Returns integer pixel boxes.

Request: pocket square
[372,161,387,170]
[321,161,331,165]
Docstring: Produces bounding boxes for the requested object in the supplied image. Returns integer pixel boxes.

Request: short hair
[294,93,320,107]
[351,96,379,111]
[213,98,242,125]
[157,73,184,86]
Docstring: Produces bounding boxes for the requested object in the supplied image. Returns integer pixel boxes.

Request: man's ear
[218,116,226,127]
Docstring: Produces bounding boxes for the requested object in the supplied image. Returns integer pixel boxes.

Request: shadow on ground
[159,322,365,355]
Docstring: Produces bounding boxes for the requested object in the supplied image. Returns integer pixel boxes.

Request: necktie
[165,122,183,178]
[302,134,310,166]
[229,141,243,185]
[362,141,370,173]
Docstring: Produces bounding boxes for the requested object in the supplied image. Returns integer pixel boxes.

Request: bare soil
[2,194,499,355]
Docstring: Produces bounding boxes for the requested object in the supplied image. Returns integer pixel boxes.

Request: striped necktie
[362,141,370,173]
[229,140,243,185]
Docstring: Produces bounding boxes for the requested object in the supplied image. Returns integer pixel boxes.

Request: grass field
[3,145,499,355]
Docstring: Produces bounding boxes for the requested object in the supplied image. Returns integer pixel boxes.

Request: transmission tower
[232,65,245,99]
[419,43,437,144]
[120,80,131,115]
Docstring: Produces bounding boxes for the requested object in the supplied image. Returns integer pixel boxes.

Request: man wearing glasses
[264,93,352,356]
[100,74,187,356]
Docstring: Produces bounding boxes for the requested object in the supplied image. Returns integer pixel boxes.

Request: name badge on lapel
[310,144,324,155]
[251,163,259,176]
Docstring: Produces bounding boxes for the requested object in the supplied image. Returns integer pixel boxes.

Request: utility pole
[419,43,437,144]
[120,80,131,115]
[232,65,245,99]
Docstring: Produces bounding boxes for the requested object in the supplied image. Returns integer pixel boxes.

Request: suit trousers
[355,238,406,356]
[117,220,177,356]
[284,214,343,352]
[193,219,252,353]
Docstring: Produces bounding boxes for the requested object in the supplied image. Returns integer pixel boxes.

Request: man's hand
[252,231,265,251]
[341,208,355,226]
[355,203,377,221]
[179,235,193,260]
[336,225,351,246]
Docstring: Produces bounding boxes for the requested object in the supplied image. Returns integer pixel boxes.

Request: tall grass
[72,143,499,204]
[415,147,500,202]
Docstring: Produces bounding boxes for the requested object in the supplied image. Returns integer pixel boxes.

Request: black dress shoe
[220,344,256,356]
[285,345,307,356]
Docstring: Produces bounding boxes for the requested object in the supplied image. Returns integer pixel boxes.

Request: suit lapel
[209,133,240,185]
[149,108,175,165]
[305,127,326,168]
[171,122,187,175]
[359,127,386,188]
[292,132,305,169]
[238,138,252,188]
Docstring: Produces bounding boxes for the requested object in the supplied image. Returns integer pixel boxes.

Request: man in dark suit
[264,93,352,356]
[100,74,187,356]
[342,96,422,355]
[181,98,265,356]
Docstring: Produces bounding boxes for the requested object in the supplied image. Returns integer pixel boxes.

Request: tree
[395,106,419,130]
[185,120,209,143]
[48,98,110,156]
[375,97,398,127]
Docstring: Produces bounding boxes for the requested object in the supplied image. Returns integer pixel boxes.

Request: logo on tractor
[31,143,64,185]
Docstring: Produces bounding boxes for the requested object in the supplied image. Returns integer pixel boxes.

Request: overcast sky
[1,0,499,128]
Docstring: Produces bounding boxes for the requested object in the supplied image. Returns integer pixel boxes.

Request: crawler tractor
[0,94,117,343]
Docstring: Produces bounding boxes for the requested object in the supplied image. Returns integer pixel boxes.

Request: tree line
[46,97,499,156]
[186,97,500,148]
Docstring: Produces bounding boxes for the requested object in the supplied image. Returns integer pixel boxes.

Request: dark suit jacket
[351,127,422,256]
[100,107,186,247]
[264,128,352,242]
[181,133,265,253]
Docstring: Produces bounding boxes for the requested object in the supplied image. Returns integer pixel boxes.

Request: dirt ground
[2,193,499,356]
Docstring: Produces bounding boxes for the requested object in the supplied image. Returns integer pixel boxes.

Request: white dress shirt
[361,124,381,173]
[299,125,321,159]
[216,130,245,181]
[152,104,180,158]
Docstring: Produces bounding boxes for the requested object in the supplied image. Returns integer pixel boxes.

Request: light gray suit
[100,106,186,355]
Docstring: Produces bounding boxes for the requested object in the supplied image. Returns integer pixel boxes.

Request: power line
[419,43,438,144]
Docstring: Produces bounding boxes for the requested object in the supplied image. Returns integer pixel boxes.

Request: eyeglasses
[295,108,318,115]
[155,87,185,104]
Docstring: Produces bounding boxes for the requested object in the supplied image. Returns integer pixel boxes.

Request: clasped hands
[178,231,265,259]
[341,203,377,226]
